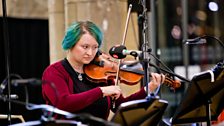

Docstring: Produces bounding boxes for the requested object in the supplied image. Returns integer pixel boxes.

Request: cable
[149,53,174,73]
[201,35,224,49]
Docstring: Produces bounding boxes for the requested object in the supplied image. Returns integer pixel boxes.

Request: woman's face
[69,33,99,65]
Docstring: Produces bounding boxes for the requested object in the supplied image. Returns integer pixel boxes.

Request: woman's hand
[146,73,165,93]
[100,86,121,99]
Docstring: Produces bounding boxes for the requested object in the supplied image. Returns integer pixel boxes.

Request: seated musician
[42,21,165,120]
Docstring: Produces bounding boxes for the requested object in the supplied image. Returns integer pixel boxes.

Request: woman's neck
[66,56,84,73]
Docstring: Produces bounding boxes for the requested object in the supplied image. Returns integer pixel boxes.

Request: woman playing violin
[42,21,165,120]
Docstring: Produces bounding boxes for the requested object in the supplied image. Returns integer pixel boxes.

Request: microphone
[11,78,43,86]
[109,45,142,59]
[183,37,207,45]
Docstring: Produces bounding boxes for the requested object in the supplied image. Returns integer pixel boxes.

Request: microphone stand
[2,0,12,124]
[139,0,151,97]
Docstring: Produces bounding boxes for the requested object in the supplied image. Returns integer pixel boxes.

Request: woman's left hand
[146,73,165,93]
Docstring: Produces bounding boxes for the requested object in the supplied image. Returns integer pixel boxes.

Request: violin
[84,52,143,85]
[84,52,181,89]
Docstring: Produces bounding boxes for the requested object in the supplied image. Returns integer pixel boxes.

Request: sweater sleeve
[42,63,103,113]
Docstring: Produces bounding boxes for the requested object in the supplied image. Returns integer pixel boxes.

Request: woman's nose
[86,48,94,56]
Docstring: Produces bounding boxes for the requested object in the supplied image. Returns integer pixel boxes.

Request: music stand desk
[172,71,224,125]
[111,96,168,126]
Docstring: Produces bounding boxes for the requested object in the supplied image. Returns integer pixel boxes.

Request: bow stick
[112,4,133,108]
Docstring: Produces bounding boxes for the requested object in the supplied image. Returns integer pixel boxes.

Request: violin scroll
[163,75,181,90]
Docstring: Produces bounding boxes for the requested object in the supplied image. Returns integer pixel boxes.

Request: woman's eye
[82,45,98,50]
[82,45,88,49]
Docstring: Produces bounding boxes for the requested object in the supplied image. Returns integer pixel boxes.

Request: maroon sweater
[42,59,147,119]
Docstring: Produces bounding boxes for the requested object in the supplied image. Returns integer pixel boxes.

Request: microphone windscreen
[109,45,127,59]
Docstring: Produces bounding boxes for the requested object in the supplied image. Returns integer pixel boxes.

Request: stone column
[64,0,126,52]
[48,0,66,63]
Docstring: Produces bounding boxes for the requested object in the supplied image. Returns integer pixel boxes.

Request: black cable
[201,35,224,49]
[149,53,174,73]
[148,62,190,83]
[148,53,191,96]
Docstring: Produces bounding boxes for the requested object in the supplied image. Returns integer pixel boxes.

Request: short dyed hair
[62,21,103,50]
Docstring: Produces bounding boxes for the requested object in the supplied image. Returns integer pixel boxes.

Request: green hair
[62,21,103,50]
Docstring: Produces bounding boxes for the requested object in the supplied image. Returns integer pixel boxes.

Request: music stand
[171,70,224,126]
[111,96,168,126]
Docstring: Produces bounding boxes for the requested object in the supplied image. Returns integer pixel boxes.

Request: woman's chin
[83,60,91,64]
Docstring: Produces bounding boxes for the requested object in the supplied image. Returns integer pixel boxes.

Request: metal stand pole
[2,0,12,124]
[139,0,151,96]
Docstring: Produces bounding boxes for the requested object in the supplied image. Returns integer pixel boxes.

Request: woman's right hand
[100,86,121,99]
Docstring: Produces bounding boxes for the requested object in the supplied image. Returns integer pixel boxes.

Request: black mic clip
[129,51,139,58]
[0,94,19,101]
[183,37,207,45]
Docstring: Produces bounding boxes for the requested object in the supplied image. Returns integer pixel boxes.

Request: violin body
[84,55,144,85]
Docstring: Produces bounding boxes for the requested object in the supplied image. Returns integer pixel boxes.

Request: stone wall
[0,0,48,19]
